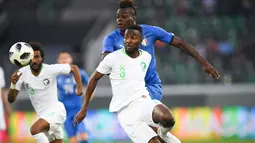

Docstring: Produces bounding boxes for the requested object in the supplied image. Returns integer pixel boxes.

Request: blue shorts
[146,83,163,100]
[64,113,87,138]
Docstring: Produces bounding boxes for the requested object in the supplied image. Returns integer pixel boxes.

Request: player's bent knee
[30,125,41,135]
[69,136,78,143]
[80,133,88,141]
[161,113,175,127]
[148,136,161,143]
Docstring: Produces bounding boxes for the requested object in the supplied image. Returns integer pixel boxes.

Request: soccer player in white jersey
[7,42,83,143]
[0,67,11,142]
[74,25,181,143]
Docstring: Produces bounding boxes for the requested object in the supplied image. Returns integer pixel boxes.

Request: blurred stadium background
[0,0,255,143]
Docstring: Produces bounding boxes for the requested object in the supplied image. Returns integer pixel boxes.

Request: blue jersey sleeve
[80,69,89,86]
[102,36,115,53]
[150,26,174,44]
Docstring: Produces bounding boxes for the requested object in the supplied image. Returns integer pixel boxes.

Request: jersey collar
[122,48,142,58]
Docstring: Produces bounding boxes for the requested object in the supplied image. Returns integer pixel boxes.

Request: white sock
[33,133,49,143]
[159,124,172,135]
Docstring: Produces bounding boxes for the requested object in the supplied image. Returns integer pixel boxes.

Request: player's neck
[31,64,43,77]
[124,49,140,58]
[120,30,125,36]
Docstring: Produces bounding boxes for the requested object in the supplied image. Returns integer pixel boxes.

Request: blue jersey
[57,69,89,112]
[102,24,174,85]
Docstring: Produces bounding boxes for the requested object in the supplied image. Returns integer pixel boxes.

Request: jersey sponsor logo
[142,38,148,46]
[140,62,147,71]
[43,78,50,86]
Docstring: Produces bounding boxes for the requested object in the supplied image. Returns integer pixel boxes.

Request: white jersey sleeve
[0,67,5,88]
[96,53,115,74]
[50,64,71,76]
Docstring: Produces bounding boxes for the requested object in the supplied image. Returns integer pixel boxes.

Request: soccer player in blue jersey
[57,51,89,143]
[100,1,220,142]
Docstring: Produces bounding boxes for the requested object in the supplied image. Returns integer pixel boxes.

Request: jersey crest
[43,78,50,86]
[142,38,148,46]
[140,62,147,71]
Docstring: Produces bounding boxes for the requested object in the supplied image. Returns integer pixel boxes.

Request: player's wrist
[201,60,209,66]
[81,106,88,111]
[10,83,16,89]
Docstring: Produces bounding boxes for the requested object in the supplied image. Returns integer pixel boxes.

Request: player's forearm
[71,65,83,89]
[7,89,19,103]
[176,40,207,65]
[81,78,98,110]
[2,89,10,108]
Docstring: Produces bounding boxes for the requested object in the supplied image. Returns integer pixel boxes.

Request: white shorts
[117,96,162,143]
[40,102,66,142]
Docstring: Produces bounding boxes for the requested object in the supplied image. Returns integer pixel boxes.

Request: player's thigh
[69,136,78,143]
[77,121,86,133]
[42,108,67,141]
[146,84,163,100]
[148,136,161,143]
[141,98,162,127]
[123,121,158,143]
[30,118,50,134]
[117,105,157,143]
[64,117,77,138]
[77,121,88,140]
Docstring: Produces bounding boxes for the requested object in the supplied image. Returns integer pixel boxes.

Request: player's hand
[202,62,220,79]
[76,86,83,96]
[74,108,87,127]
[11,71,22,84]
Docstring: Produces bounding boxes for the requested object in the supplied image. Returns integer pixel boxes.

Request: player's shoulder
[139,24,156,30]
[46,63,68,68]
[103,48,122,60]
[42,63,65,72]
[141,49,152,58]
[104,29,120,40]
[139,24,166,32]
[42,63,61,70]
[108,49,122,57]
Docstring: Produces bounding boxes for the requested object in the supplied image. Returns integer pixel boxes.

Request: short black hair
[126,25,142,34]
[119,0,136,15]
[29,42,45,59]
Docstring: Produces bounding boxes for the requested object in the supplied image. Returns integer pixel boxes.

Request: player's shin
[33,133,49,143]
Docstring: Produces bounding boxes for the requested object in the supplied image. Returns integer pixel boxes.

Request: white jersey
[0,67,6,130]
[15,64,71,117]
[96,48,151,112]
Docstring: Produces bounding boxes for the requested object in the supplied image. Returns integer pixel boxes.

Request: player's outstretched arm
[70,65,83,95]
[171,36,220,79]
[7,72,22,103]
[74,71,104,126]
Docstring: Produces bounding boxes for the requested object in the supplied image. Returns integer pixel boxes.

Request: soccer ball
[9,42,34,67]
